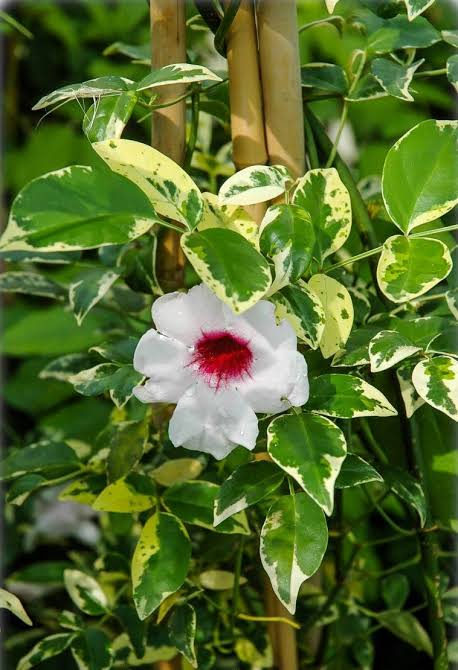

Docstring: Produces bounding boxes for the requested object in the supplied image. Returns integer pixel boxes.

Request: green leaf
[114,605,146,659]
[136,63,221,92]
[377,236,452,303]
[6,473,48,506]
[345,74,386,102]
[403,0,435,21]
[259,204,315,293]
[382,574,409,610]
[0,587,32,626]
[214,461,284,526]
[369,330,421,372]
[274,282,325,349]
[427,324,458,356]
[104,41,150,61]
[70,364,142,408]
[332,327,379,368]
[168,603,197,667]
[181,228,271,314]
[3,306,115,357]
[382,120,458,233]
[412,355,458,421]
[260,493,328,614]
[378,464,427,526]
[199,570,247,590]
[198,193,258,246]
[164,480,249,534]
[58,610,84,631]
[32,76,133,110]
[371,58,424,101]
[442,29,458,47]
[335,453,383,489]
[8,561,70,585]
[93,139,204,231]
[0,166,160,252]
[132,511,191,620]
[152,458,204,487]
[69,267,121,324]
[301,63,348,94]
[64,569,108,615]
[106,419,149,482]
[293,168,351,263]
[447,54,458,92]
[446,288,458,320]
[83,91,138,143]
[308,274,354,359]
[267,413,346,515]
[396,360,425,418]
[0,441,80,481]
[93,473,156,513]
[17,633,75,670]
[40,353,98,382]
[90,337,138,365]
[71,628,115,670]
[376,611,432,656]
[218,165,292,206]
[308,374,397,418]
[368,15,440,54]
[0,271,64,299]
[59,475,106,505]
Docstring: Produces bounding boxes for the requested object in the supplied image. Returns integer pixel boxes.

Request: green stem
[411,223,458,237]
[325,101,348,168]
[184,91,200,171]
[414,67,447,78]
[327,245,382,272]
[214,0,242,56]
[363,486,414,536]
[302,92,342,102]
[304,114,320,169]
[298,15,344,33]
[358,418,388,464]
[0,9,33,39]
[409,416,448,669]
[231,537,245,635]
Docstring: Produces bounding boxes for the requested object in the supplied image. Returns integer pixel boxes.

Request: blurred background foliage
[1,1,456,668]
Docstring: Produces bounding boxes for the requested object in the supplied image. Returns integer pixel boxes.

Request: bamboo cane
[150,4,186,669]
[150,0,186,290]
[257,0,305,179]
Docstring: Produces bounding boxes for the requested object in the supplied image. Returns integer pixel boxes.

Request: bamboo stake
[150,0,186,290]
[257,0,305,179]
[255,4,305,667]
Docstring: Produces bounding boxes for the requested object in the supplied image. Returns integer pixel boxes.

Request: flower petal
[133,329,193,402]
[169,383,258,459]
[152,284,224,346]
[236,349,307,413]
[287,352,309,407]
[223,299,297,353]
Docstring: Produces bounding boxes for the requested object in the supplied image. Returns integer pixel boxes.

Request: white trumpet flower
[133,284,309,459]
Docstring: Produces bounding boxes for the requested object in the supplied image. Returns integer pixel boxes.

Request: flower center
[191,330,253,388]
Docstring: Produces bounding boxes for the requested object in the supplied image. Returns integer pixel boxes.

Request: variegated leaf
[427,324,458,357]
[32,75,133,110]
[446,288,458,320]
[214,461,284,526]
[132,511,191,619]
[382,119,458,233]
[93,473,156,513]
[181,228,271,314]
[396,361,426,418]
[308,374,397,418]
[152,458,204,487]
[404,0,436,21]
[93,139,204,230]
[260,204,315,293]
[293,168,351,263]
[447,55,458,92]
[369,330,421,372]
[164,480,249,534]
[267,413,347,515]
[69,268,120,325]
[260,494,328,614]
[17,634,75,670]
[198,193,258,246]
[83,91,138,143]
[377,236,452,303]
[274,282,325,349]
[218,165,292,206]
[0,166,159,252]
[136,63,221,92]
[59,475,106,505]
[412,356,458,421]
[167,602,197,667]
[71,629,115,670]
[332,327,379,368]
[335,454,383,489]
[64,570,108,616]
[0,588,32,626]
[0,271,64,299]
[308,274,354,358]
[371,58,424,101]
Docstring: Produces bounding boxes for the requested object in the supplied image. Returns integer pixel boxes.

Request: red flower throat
[190,330,253,387]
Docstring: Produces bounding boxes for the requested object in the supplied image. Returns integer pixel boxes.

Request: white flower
[133,284,309,459]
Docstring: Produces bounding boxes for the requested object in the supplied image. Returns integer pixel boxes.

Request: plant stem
[184,91,200,171]
[408,416,448,669]
[304,114,319,169]
[325,101,348,168]
[358,418,388,464]
[414,67,447,78]
[327,245,382,271]
[410,223,458,237]
[231,537,245,635]
[237,613,300,629]
[298,15,344,33]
